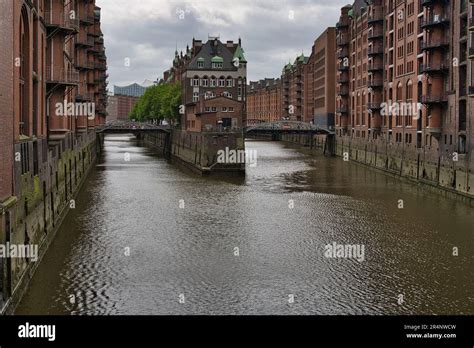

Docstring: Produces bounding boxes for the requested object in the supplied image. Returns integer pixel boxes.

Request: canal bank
[0,132,103,315]
[141,130,246,175]
[273,133,474,206]
[14,135,474,315]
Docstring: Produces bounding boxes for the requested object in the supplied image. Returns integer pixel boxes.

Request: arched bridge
[245,120,334,135]
[96,120,171,134]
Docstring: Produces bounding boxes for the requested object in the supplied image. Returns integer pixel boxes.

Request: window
[193,92,199,102]
[192,77,199,86]
[223,91,232,98]
[219,78,225,87]
[227,78,233,87]
[228,107,234,112]
[210,77,216,87]
[211,107,217,112]
[201,78,209,87]
[212,62,223,69]
[222,107,228,112]
[205,107,210,112]
[197,61,204,68]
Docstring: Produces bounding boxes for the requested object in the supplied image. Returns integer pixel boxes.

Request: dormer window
[197,58,205,68]
[211,56,224,69]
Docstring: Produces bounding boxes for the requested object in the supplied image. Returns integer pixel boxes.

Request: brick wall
[0,0,14,201]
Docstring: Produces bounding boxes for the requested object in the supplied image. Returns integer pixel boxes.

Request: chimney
[226,40,233,48]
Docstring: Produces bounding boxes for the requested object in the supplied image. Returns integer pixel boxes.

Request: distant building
[247,78,282,124]
[114,80,155,97]
[106,95,139,121]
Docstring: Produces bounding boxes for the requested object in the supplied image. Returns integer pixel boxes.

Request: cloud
[95,0,348,89]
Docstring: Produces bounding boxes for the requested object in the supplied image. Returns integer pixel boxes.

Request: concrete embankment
[0,132,103,314]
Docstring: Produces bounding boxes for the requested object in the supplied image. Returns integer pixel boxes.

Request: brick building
[0,0,107,307]
[246,29,336,127]
[106,94,140,121]
[175,37,248,132]
[247,78,282,125]
[335,0,474,195]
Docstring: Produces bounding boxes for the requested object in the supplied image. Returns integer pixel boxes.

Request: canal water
[16,134,474,315]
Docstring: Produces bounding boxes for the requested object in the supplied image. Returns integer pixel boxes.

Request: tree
[128,82,181,123]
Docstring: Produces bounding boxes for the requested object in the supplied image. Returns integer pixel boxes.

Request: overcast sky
[95,0,349,91]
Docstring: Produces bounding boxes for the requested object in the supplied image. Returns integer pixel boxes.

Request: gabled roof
[187,39,241,71]
[233,44,247,63]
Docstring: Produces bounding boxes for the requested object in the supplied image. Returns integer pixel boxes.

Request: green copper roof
[233,45,247,63]
[348,9,354,18]
[211,56,224,63]
[297,53,305,63]
[197,57,205,61]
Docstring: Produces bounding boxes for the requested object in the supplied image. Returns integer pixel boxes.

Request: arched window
[219,76,225,87]
[19,6,30,136]
[192,75,199,87]
[201,75,209,87]
[226,76,233,87]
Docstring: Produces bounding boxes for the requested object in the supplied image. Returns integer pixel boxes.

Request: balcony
[75,60,94,70]
[337,63,349,71]
[44,11,79,33]
[419,60,450,74]
[368,62,383,72]
[338,87,349,96]
[368,11,384,24]
[336,21,349,29]
[46,67,79,85]
[368,29,384,40]
[79,14,95,25]
[337,76,349,84]
[420,14,450,29]
[367,102,382,111]
[76,34,94,47]
[94,63,107,70]
[337,37,349,46]
[421,94,447,104]
[421,0,448,7]
[420,38,449,51]
[368,78,383,88]
[336,105,348,114]
[337,48,349,58]
[368,45,383,56]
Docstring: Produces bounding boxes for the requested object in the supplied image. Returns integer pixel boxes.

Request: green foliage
[129,82,181,122]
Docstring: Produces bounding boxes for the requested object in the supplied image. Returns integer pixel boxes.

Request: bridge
[245,120,334,134]
[96,120,171,134]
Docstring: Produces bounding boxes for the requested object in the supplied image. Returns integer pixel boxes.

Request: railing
[420,38,449,50]
[44,11,79,31]
[76,32,94,46]
[45,67,79,84]
[368,29,384,39]
[420,14,449,28]
[368,10,384,23]
[419,60,450,73]
[368,78,383,88]
[420,94,448,103]
[368,45,383,55]
[368,62,384,71]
